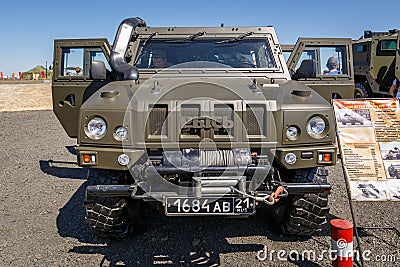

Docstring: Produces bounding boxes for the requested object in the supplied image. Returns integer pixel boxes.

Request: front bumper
[85,181,331,199]
[76,144,337,170]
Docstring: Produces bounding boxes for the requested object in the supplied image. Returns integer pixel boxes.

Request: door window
[61,48,84,76]
[61,48,111,77]
[294,46,347,76]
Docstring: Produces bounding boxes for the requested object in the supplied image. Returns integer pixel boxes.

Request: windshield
[135,39,277,69]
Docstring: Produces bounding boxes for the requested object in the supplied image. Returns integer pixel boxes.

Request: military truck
[338,113,364,125]
[352,29,400,98]
[52,17,336,237]
[282,38,355,101]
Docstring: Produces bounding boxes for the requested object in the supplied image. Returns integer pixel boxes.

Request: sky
[0,0,399,75]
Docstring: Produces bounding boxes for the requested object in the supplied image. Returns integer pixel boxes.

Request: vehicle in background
[352,29,400,98]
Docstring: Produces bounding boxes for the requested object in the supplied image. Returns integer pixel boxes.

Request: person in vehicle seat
[239,56,253,68]
[389,78,400,98]
[75,66,83,75]
[152,49,168,68]
[323,57,339,74]
[234,53,253,68]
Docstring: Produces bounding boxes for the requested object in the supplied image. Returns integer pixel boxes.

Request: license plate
[165,197,255,215]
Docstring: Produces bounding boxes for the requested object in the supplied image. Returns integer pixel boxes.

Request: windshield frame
[134,37,282,72]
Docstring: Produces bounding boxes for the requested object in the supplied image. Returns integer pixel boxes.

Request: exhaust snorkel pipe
[110,17,146,80]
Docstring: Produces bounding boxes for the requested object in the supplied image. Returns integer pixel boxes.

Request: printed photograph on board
[386,180,400,201]
[379,142,400,160]
[383,161,400,179]
[335,108,372,128]
[350,181,389,201]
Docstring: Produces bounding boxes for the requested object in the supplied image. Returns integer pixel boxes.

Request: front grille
[181,104,201,137]
[246,104,265,136]
[214,104,234,136]
[148,104,168,136]
[181,104,200,118]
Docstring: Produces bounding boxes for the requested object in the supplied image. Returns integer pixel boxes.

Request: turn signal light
[82,154,96,164]
[318,153,332,163]
[323,153,331,162]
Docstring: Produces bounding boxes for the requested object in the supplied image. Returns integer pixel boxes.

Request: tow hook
[229,185,288,206]
[269,186,287,203]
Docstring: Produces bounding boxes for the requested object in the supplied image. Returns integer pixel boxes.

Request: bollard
[330,219,353,267]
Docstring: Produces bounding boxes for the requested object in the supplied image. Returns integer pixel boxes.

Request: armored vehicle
[52,17,336,237]
[384,147,400,160]
[357,183,381,199]
[388,165,400,179]
[338,113,364,125]
[282,38,355,101]
[352,29,400,98]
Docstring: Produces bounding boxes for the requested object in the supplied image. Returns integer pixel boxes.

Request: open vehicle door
[52,39,112,137]
[286,38,354,101]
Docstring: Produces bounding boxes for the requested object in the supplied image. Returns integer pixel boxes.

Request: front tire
[354,82,372,98]
[84,169,137,237]
[281,167,330,236]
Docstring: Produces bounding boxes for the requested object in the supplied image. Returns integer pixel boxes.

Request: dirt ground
[0,83,399,266]
[0,82,52,112]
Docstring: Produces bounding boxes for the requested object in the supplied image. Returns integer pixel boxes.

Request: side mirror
[90,60,107,80]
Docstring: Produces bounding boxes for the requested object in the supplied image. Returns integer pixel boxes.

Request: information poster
[332,99,400,201]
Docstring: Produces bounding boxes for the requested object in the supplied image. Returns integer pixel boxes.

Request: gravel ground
[0,110,399,267]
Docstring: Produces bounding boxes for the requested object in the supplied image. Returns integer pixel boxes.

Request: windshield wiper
[215,31,254,44]
[134,32,157,65]
[166,31,206,43]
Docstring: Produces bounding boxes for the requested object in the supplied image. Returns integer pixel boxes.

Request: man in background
[323,57,339,74]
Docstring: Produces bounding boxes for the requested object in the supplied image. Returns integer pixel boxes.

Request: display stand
[337,133,400,267]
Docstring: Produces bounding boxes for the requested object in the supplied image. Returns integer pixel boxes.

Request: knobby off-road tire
[85,169,135,237]
[281,167,330,236]
[354,82,372,98]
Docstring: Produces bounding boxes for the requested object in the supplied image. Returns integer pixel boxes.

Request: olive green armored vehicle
[352,29,400,98]
[52,17,336,237]
[282,38,355,101]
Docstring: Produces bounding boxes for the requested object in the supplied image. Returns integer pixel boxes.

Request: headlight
[284,153,297,165]
[114,126,128,141]
[85,117,107,139]
[117,154,130,166]
[307,116,326,138]
[286,126,300,140]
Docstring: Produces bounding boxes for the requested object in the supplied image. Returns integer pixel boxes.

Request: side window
[61,48,84,76]
[87,50,111,71]
[319,46,347,75]
[292,49,317,78]
[294,49,316,70]
[61,48,110,77]
[293,46,348,77]
[381,40,397,50]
